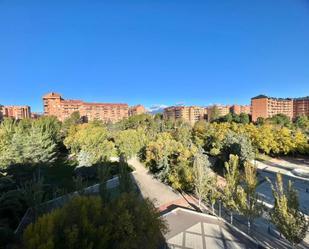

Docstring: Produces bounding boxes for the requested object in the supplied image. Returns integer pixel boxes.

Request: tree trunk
[212,203,215,215]
[247,218,251,234]
[230,212,233,225]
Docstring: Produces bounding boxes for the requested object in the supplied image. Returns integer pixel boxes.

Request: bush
[23,194,167,249]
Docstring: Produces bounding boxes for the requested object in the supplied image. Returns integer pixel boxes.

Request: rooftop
[163,207,257,249]
[43,92,62,99]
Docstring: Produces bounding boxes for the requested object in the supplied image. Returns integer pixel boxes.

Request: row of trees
[1,112,308,171]
[192,152,308,247]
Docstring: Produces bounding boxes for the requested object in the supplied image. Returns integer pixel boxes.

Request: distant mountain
[147,104,167,114]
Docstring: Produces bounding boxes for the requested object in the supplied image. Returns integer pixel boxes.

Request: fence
[14,176,120,235]
[201,197,309,249]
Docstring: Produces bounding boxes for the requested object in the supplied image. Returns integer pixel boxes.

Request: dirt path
[128,157,181,207]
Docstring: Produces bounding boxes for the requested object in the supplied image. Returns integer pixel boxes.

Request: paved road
[253,159,309,246]
[128,157,181,207]
[254,160,309,215]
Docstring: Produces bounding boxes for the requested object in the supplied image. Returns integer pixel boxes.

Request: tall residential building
[207,104,251,121]
[293,96,309,118]
[129,105,146,116]
[43,92,129,123]
[163,106,207,125]
[251,95,309,121]
[0,105,31,120]
[230,105,251,115]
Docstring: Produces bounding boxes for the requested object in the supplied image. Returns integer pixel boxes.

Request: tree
[268,114,291,127]
[221,132,254,167]
[192,120,208,147]
[239,113,250,124]
[64,123,115,164]
[23,194,167,249]
[223,154,240,224]
[256,117,265,125]
[238,162,263,233]
[98,164,110,202]
[0,118,58,167]
[192,148,212,208]
[114,129,147,159]
[24,125,58,164]
[144,132,197,190]
[208,105,221,122]
[118,155,133,194]
[268,173,309,248]
[62,111,82,134]
[21,176,45,219]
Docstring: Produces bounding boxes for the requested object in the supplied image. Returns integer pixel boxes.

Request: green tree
[268,114,291,127]
[238,162,263,233]
[223,155,241,224]
[98,164,110,202]
[118,155,133,194]
[24,125,58,164]
[62,111,82,134]
[114,128,147,159]
[256,117,265,125]
[221,132,254,166]
[64,123,115,164]
[192,148,212,208]
[208,105,221,122]
[239,113,250,124]
[268,174,309,248]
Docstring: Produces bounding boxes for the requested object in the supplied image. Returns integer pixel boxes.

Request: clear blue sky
[1,0,309,112]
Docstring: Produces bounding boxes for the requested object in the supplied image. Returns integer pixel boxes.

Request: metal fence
[201,198,309,249]
[14,176,120,235]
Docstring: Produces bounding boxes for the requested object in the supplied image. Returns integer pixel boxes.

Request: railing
[14,176,120,235]
[200,197,309,249]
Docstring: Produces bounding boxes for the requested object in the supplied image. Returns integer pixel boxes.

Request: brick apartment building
[128,105,146,116]
[230,105,251,115]
[293,96,309,118]
[0,105,31,120]
[43,92,130,123]
[43,92,129,123]
[163,106,207,125]
[251,95,309,121]
[207,104,251,118]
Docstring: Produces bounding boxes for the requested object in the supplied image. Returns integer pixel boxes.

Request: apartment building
[164,106,207,125]
[293,96,309,118]
[129,105,146,116]
[43,92,129,123]
[251,95,309,121]
[230,105,251,115]
[0,105,31,120]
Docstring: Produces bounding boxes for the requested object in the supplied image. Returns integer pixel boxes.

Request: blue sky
[0,0,309,112]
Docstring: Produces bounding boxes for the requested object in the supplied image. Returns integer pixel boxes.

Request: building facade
[251,95,309,121]
[0,105,31,120]
[43,92,129,123]
[230,105,251,115]
[129,105,146,116]
[164,106,207,125]
[293,96,309,118]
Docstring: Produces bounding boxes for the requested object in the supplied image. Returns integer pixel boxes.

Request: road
[254,159,309,247]
[254,160,309,215]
